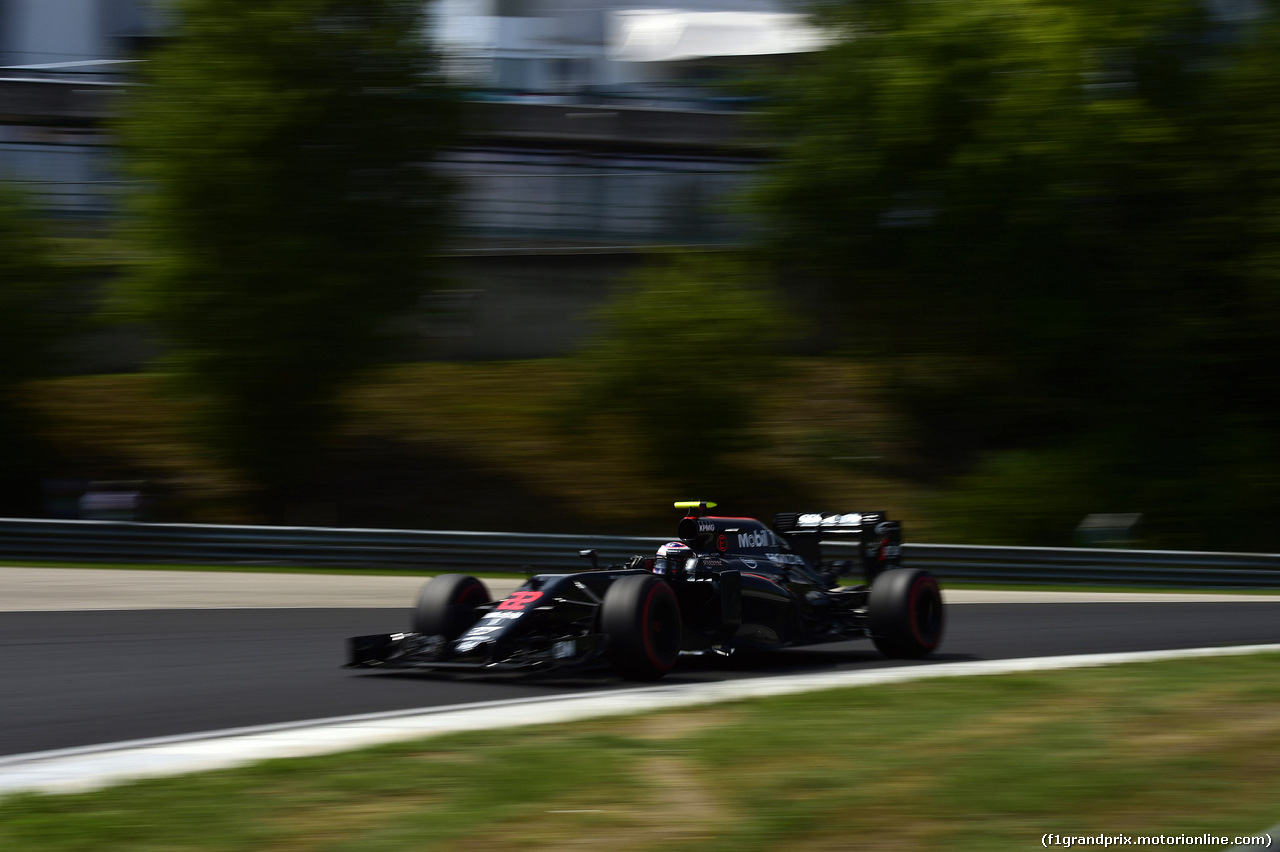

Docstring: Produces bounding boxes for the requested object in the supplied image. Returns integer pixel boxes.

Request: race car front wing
[347,629,611,674]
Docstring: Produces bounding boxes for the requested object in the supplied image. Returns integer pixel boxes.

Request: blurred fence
[0,143,121,217]
[449,166,753,247]
[2,77,762,240]
[5,153,757,245]
[1,518,1279,589]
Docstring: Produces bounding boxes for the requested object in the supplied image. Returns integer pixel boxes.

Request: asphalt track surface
[3,579,1279,759]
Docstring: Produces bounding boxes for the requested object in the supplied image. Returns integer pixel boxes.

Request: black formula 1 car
[347,502,945,680]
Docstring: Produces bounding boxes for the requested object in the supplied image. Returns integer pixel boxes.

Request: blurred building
[0,1,168,215]
[432,0,823,103]
[0,0,167,67]
[0,0,821,359]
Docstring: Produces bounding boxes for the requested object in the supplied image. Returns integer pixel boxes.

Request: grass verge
[2,653,1278,851]
[4,562,1279,595]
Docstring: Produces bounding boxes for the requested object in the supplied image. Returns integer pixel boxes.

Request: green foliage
[569,253,792,483]
[112,0,457,498]
[0,184,75,511]
[927,444,1109,546]
[0,185,68,386]
[752,0,1280,546]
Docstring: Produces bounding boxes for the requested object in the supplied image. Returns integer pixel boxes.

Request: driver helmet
[654,541,692,575]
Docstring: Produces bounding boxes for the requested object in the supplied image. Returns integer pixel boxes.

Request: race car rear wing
[771,511,903,582]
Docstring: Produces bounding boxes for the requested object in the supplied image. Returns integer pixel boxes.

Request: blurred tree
[0,184,75,513]
[569,253,792,485]
[752,0,1280,547]
[113,0,457,508]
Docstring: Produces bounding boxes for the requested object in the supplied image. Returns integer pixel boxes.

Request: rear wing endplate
[772,511,903,581]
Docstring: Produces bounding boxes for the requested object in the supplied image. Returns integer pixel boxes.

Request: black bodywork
[347,505,944,679]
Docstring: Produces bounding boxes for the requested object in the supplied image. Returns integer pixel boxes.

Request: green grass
[5,562,1278,595]
[937,580,1280,595]
[5,562,1278,596]
[2,653,1279,851]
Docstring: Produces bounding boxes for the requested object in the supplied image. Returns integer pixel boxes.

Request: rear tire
[869,568,944,658]
[600,574,682,680]
[413,574,491,639]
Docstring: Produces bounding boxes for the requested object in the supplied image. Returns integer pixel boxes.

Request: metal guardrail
[0,518,660,574]
[857,543,1280,590]
[1,517,1279,589]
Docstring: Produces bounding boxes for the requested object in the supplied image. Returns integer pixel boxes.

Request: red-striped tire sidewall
[640,580,677,672]
[414,574,491,638]
[870,567,944,658]
[908,573,941,651]
[601,573,681,679]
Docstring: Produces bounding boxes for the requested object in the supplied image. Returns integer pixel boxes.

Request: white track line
[3,643,1279,797]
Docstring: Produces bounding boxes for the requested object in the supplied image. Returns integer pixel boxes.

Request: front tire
[413,574,491,639]
[600,574,682,680]
[869,568,944,658]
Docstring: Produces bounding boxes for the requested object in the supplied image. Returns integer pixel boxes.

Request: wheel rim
[909,576,942,649]
[642,585,681,670]
[453,582,487,609]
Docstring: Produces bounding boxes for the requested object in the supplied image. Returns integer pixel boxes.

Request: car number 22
[496,591,544,611]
